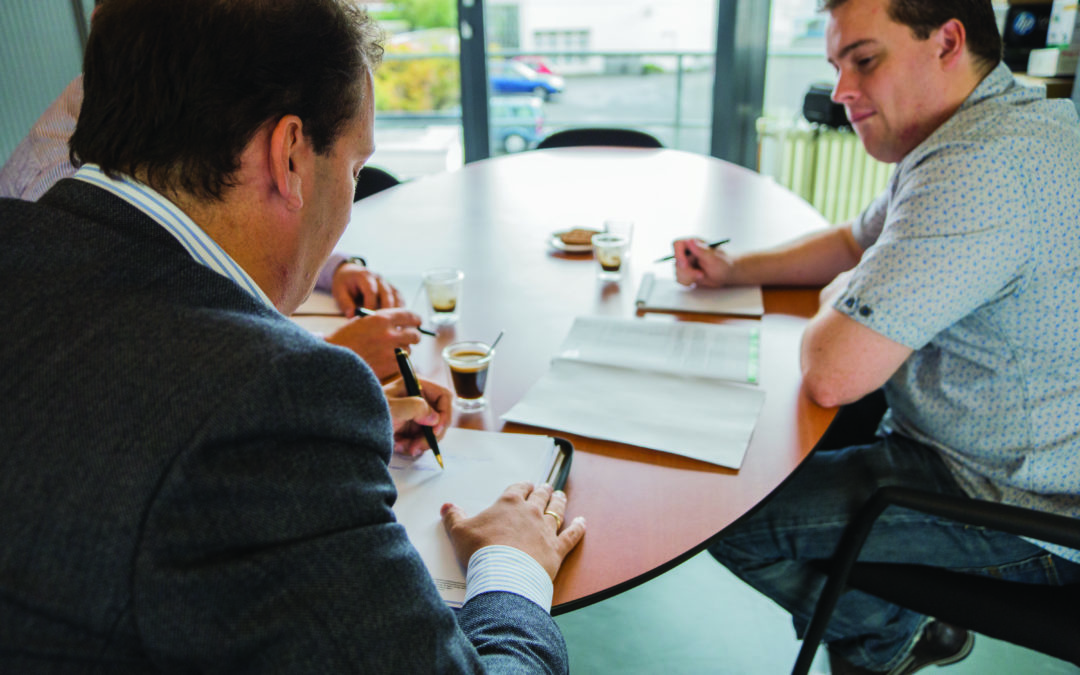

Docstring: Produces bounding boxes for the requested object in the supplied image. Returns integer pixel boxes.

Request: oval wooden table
[336,148,837,613]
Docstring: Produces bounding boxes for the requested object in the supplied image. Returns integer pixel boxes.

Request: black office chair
[791,486,1080,674]
[353,165,401,202]
[536,127,663,150]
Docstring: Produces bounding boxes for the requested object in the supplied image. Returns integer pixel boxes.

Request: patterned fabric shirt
[0,76,83,201]
[839,63,1080,563]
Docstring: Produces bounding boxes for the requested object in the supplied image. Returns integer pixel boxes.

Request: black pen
[394,347,444,469]
[356,305,436,337]
[654,238,731,263]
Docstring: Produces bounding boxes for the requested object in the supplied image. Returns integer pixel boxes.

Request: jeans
[707,428,1080,671]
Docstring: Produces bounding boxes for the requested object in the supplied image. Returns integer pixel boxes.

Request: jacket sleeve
[132,344,567,674]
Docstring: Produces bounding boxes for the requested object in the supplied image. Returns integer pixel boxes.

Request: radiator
[757,118,893,224]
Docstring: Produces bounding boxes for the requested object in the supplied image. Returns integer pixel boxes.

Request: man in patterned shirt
[672,0,1080,673]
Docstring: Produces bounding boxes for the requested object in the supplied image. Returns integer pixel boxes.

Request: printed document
[502,317,765,469]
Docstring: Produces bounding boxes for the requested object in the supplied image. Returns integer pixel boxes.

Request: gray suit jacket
[0,180,568,674]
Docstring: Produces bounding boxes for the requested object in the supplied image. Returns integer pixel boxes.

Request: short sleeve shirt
[838,63,1080,562]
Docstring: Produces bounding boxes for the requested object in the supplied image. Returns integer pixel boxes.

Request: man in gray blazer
[0,0,585,672]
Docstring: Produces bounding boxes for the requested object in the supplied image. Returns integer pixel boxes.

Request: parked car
[489,60,564,100]
[490,96,545,153]
[512,55,557,76]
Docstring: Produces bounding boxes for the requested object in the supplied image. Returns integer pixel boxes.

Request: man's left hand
[333,261,403,313]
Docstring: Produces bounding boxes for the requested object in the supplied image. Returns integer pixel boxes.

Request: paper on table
[502,359,764,469]
[389,428,560,607]
[557,316,760,384]
[636,272,764,317]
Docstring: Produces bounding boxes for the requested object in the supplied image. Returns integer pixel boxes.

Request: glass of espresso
[442,341,494,412]
[422,267,464,325]
[591,233,629,281]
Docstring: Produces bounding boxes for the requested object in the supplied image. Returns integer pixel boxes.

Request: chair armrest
[858,487,1080,554]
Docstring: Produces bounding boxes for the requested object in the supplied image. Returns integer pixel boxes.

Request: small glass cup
[423,267,464,325]
[442,341,494,412]
[603,220,634,255]
[591,232,629,281]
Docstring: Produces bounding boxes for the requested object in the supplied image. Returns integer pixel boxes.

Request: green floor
[554,551,1080,674]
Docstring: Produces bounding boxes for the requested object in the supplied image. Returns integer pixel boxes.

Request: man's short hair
[821,0,1002,74]
[71,0,383,201]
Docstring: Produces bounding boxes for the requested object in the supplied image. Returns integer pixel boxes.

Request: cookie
[559,228,600,246]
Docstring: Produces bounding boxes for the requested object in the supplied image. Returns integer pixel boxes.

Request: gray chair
[791,486,1080,674]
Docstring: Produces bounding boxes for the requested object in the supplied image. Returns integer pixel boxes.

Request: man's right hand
[441,482,586,581]
[672,237,736,287]
[323,308,422,380]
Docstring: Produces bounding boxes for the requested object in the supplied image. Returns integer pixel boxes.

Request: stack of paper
[502,317,765,469]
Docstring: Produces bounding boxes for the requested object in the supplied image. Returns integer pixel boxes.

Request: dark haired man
[0,0,584,672]
[672,0,1080,673]
[0,0,422,381]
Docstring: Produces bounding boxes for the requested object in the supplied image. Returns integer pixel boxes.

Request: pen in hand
[356,305,437,337]
[654,238,731,263]
[394,347,444,469]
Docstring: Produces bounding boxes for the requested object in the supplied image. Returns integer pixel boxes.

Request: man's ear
[269,115,306,211]
[936,18,967,70]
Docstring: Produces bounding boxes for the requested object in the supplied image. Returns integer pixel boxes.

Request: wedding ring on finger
[543,509,564,529]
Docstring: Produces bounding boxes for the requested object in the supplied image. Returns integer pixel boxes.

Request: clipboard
[545,437,574,490]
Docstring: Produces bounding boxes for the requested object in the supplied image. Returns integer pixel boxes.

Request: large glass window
[760,0,890,224]
[484,0,719,155]
[367,1,464,180]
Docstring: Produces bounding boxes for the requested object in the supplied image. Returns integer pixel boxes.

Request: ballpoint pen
[654,238,731,263]
[394,347,444,469]
[356,305,436,336]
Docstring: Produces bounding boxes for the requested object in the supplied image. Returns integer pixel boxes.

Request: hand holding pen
[389,348,449,467]
[669,237,736,288]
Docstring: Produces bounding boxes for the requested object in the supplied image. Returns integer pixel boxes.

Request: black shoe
[828,621,974,675]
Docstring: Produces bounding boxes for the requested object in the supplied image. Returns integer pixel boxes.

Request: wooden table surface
[338,148,837,612]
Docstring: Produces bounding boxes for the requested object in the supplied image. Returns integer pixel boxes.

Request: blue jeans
[708,432,1080,671]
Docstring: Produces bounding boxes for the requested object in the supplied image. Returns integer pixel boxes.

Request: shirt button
[859,305,873,317]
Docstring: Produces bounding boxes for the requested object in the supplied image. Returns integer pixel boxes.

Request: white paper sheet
[557,316,760,384]
[636,272,764,317]
[502,359,764,469]
[389,428,559,607]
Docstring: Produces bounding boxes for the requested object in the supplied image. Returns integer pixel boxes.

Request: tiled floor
[554,551,1080,674]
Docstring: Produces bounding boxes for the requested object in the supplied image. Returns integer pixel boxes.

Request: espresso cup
[442,341,494,412]
[591,232,629,281]
[422,267,464,325]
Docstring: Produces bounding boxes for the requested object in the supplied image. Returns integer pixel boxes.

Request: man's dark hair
[71,0,383,201]
[821,0,1002,74]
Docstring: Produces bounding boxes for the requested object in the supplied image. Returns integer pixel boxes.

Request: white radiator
[757,117,893,225]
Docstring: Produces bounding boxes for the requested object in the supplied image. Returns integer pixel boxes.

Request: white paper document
[389,428,562,607]
[636,272,764,317]
[502,317,765,469]
[556,315,760,384]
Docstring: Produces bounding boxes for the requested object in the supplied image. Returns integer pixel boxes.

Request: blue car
[489,60,564,100]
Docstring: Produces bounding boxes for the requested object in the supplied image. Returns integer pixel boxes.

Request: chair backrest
[353,166,400,202]
[536,127,662,150]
